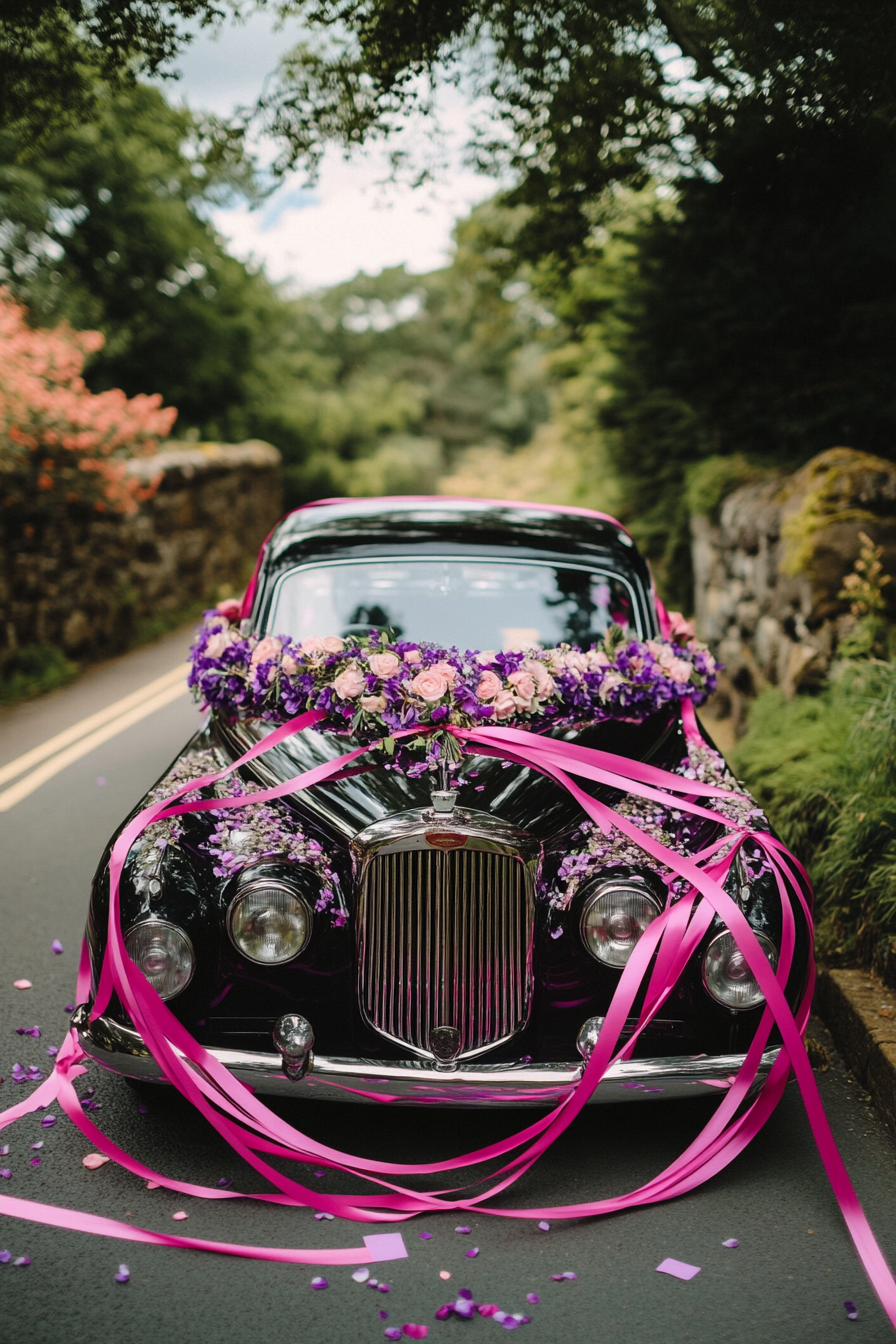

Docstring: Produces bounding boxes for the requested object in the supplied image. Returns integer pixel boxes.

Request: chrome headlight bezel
[123,918,195,1001]
[227,875,313,965]
[579,879,663,968]
[701,927,779,1011]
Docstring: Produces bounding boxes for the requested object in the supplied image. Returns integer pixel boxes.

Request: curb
[814,968,896,1140]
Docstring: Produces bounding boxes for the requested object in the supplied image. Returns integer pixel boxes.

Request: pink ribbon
[2,711,895,1327]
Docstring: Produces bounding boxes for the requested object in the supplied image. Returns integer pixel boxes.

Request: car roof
[252,496,658,636]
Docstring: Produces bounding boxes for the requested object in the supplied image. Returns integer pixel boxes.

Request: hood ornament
[430,760,458,815]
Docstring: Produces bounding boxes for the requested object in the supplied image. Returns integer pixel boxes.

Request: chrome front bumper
[74,1008,780,1107]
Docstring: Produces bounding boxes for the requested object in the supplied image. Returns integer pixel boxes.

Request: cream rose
[250,636,282,667]
[332,665,366,699]
[281,653,298,676]
[360,694,387,712]
[476,670,503,701]
[368,652,401,679]
[667,658,693,684]
[522,658,555,697]
[322,636,345,654]
[403,648,423,664]
[300,636,326,658]
[409,668,449,702]
[493,690,517,719]
[430,660,458,685]
[204,631,231,659]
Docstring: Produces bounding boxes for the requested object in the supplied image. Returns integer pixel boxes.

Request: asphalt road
[1,629,896,1344]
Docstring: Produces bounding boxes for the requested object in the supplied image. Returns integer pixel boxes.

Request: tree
[260,2,896,261]
[0,1,227,145]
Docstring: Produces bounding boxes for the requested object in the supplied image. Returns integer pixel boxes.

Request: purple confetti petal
[13,1256,30,1267]
[0,1146,8,1156]
[0,1250,9,1263]
[722,1238,739,1248]
[0,1170,11,1180]
[378,1283,391,1293]
[844,1301,858,1321]
[418,1231,432,1240]
[313,1211,334,1221]
[46,1047,58,1057]
[526,1294,540,1304]
[29,1157,41,1167]
[313,1170,325,1178]
[367,1278,379,1289]
[550,1272,578,1281]
[310,1276,328,1289]
[115,1265,130,1283]
[29,1141,43,1150]
[216,1177,231,1189]
[137,1103,149,1115]
[64,1005,75,1013]
[384,1331,402,1342]
[379,1311,389,1320]
[51,940,63,955]
[455,1226,471,1234]
[537,1220,550,1232]
[352,1267,369,1283]
[479,1305,500,1317]
[402,1327,428,1340]
[40,1115,55,1128]
[655,1258,701,1281]
[465,1248,479,1258]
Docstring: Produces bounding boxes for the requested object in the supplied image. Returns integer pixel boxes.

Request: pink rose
[562,651,588,675]
[300,636,326,657]
[322,636,345,654]
[403,648,423,664]
[216,598,242,622]
[281,653,298,676]
[430,660,458,685]
[475,650,497,666]
[667,658,693,684]
[493,690,517,719]
[360,694,386,712]
[598,672,624,702]
[667,610,696,640]
[658,646,675,670]
[250,636,283,667]
[332,665,366,699]
[476,670,503,701]
[204,631,231,659]
[507,669,536,709]
[522,658,555,697]
[409,669,449,702]
[368,652,401,678]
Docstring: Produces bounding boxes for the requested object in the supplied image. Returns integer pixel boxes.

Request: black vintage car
[74,497,812,1105]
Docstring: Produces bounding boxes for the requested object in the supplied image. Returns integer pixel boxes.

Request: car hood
[212,711,685,845]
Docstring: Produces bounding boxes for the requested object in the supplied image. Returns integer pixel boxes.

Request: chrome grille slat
[359,844,534,1059]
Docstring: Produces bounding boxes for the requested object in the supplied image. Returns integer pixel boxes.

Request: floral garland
[552,741,769,916]
[129,748,343,923]
[188,609,718,758]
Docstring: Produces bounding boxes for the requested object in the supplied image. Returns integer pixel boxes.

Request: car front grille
[358,847,534,1060]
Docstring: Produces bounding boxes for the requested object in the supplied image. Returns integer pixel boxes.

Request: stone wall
[692,447,896,734]
[2,440,282,668]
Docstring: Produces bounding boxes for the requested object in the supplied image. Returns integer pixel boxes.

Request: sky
[156,11,500,293]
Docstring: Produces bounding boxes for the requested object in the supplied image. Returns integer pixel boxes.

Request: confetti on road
[51,940,64,955]
[115,1265,130,1284]
[0,1251,9,1262]
[172,1211,188,1221]
[310,1276,328,1290]
[419,1231,432,1240]
[526,1294,540,1305]
[14,1257,31,1266]
[13,980,32,990]
[402,1326,428,1339]
[722,1239,739,1248]
[550,1272,578,1282]
[82,1154,109,1170]
[655,1258,701,1281]
[465,1248,479,1258]
[352,1267,370,1283]
[146,1180,160,1190]
[439,1271,451,1280]
[845,1301,858,1320]
[455,1226,471,1234]
[537,1221,550,1232]
[40,1115,56,1128]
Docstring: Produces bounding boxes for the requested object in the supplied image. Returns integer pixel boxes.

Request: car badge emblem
[424,831,467,850]
[429,1025,462,1071]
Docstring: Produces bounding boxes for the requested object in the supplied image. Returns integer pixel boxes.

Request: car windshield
[266,559,639,650]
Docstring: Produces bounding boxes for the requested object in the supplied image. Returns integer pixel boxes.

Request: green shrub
[0,645,78,705]
[734,664,896,963]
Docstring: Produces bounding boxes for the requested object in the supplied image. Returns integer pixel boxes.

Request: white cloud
[156,11,502,291]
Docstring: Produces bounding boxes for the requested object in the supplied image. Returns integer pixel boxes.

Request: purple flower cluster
[188,613,718,745]
[435,1287,532,1329]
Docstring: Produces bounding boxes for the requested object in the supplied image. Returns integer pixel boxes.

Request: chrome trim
[352,808,539,1062]
[73,1008,780,1107]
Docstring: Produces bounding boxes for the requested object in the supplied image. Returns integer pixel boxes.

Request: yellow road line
[0,663,189,789]
[0,679,190,811]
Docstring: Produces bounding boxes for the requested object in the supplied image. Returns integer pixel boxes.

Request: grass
[733,661,896,964]
[0,644,79,706]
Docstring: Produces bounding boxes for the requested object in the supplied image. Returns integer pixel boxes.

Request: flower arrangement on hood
[188,608,718,754]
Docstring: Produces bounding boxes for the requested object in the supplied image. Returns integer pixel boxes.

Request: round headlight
[228,880,312,964]
[124,920,194,1000]
[702,928,778,1010]
[580,882,662,967]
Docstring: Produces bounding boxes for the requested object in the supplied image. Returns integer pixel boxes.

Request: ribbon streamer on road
[2,704,896,1327]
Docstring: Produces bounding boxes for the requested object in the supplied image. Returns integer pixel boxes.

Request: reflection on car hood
[212,712,684,844]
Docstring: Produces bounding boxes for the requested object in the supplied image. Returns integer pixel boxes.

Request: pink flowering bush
[0,289,177,529]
